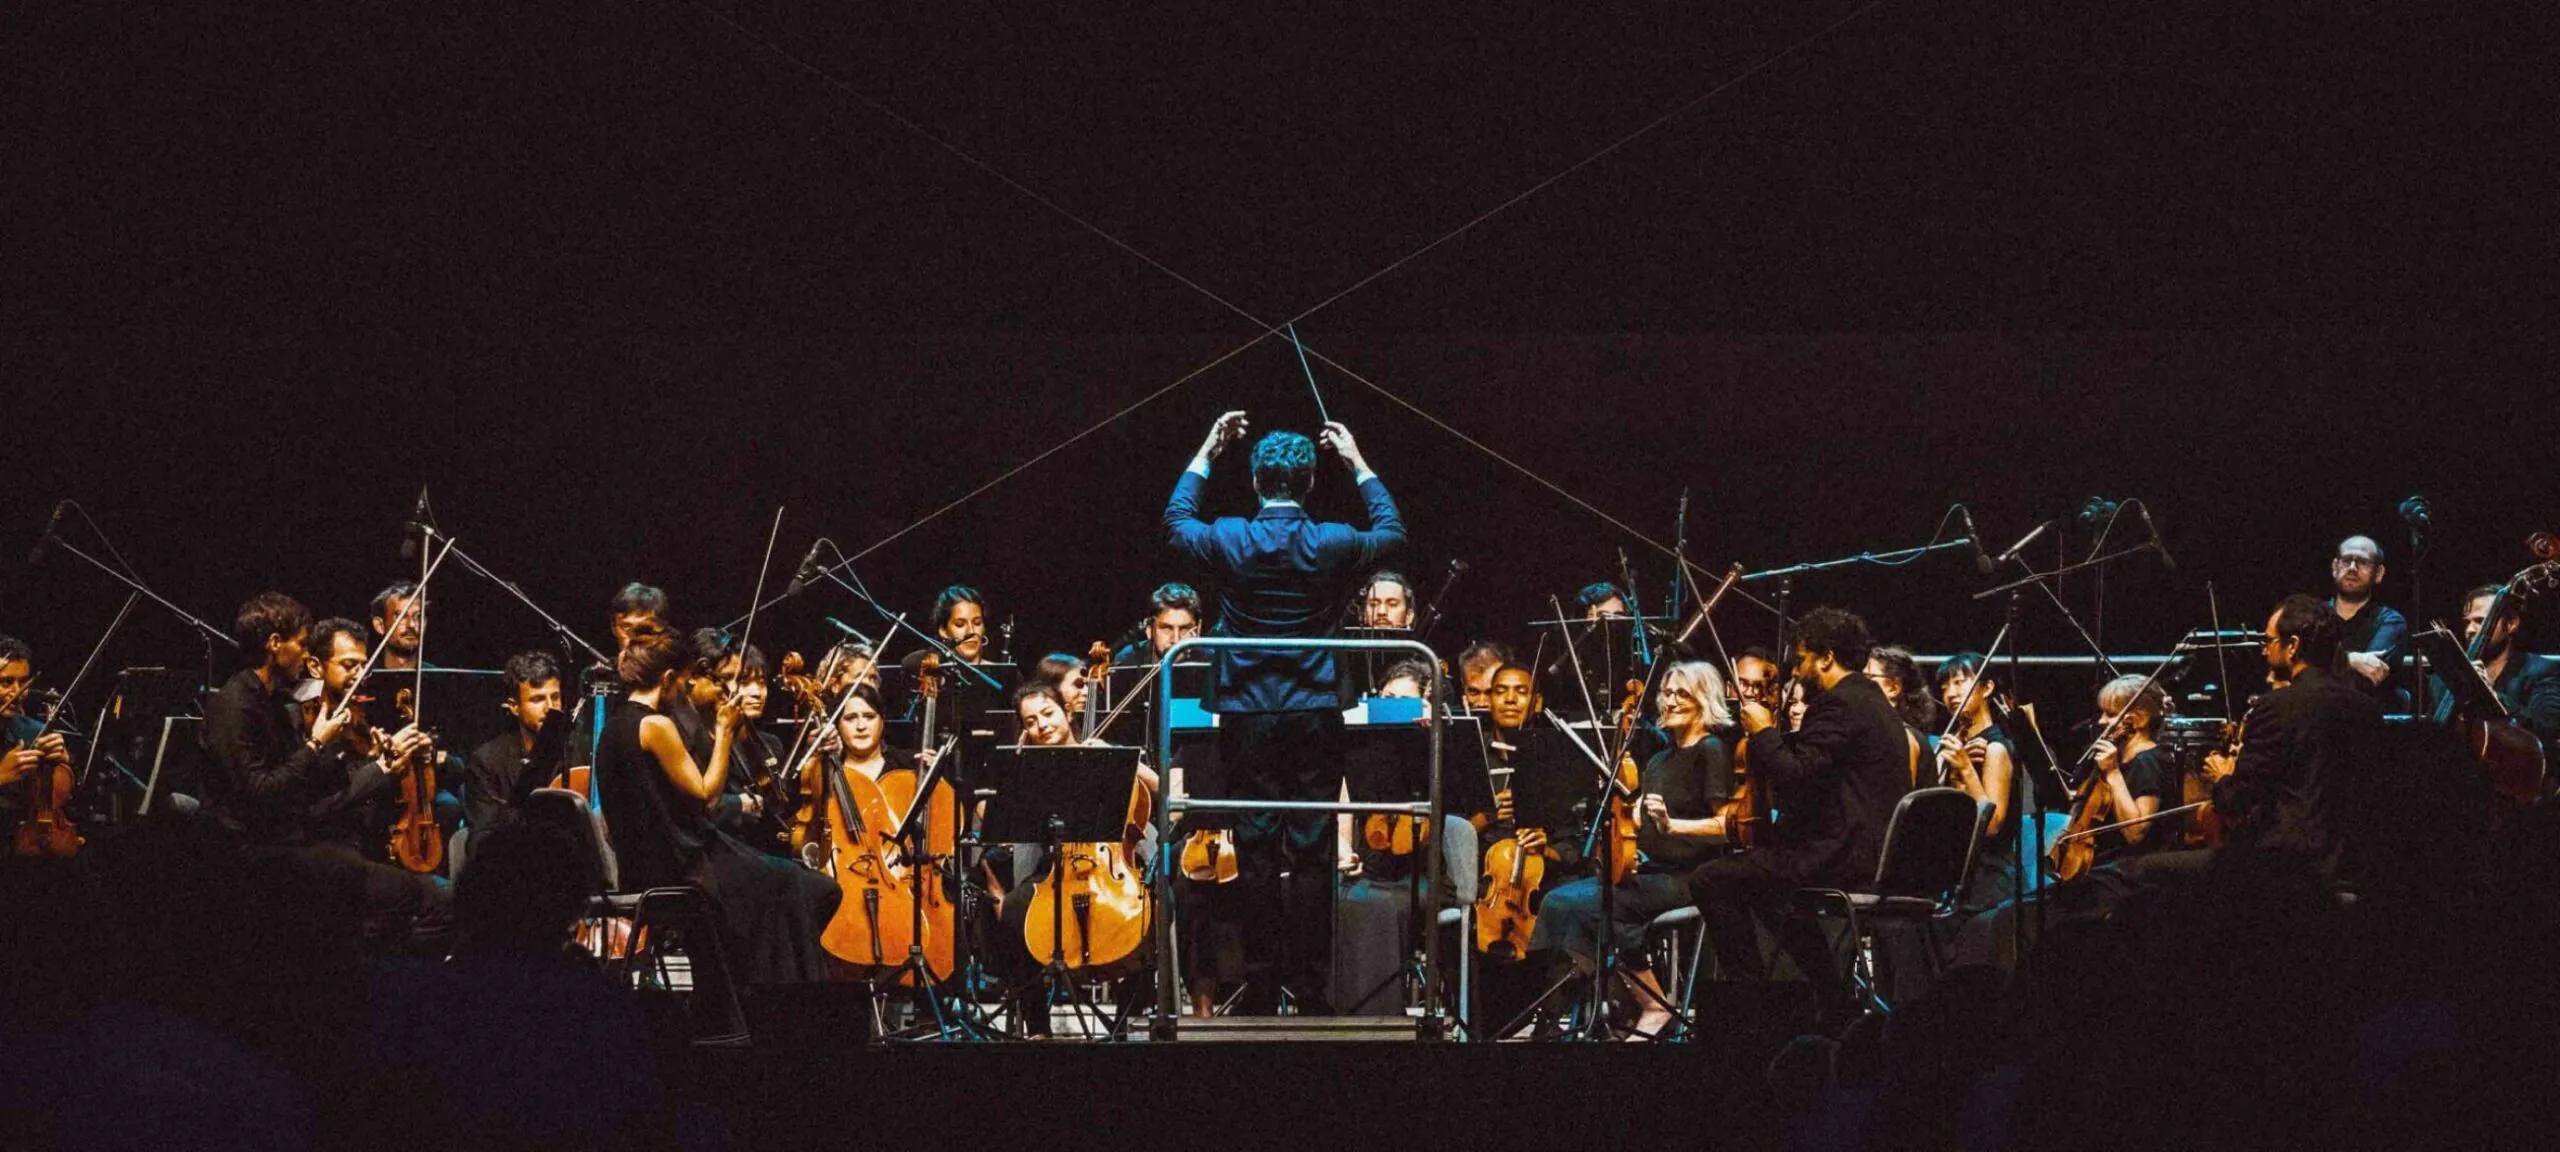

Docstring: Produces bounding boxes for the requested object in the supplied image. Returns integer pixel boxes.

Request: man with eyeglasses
[2327,536,2407,691]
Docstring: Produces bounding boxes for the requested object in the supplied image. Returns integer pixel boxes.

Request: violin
[9,715,79,859]
[1022,771,1154,977]
[1182,826,1241,883]
[2050,714,2143,883]
[382,686,445,874]
[777,652,834,863]
[1607,679,1644,886]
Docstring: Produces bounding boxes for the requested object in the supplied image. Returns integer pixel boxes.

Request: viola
[1181,827,1240,883]
[1473,830,1544,961]
[1022,774,1154,977]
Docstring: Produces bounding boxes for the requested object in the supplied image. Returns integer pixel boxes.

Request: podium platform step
[1171,1015,1430,1042]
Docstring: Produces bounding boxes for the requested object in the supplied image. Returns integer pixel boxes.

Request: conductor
[1164,410,1406,1011]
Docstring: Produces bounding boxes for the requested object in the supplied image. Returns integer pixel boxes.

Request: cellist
[992,681,1156,1034]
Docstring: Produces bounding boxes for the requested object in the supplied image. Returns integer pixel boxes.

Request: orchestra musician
[1686,608,1912,1025]
[1111,582,1205,666]
[1532,660,1738,1039]
[1361,570,1418,630]
[2127,594,2381,890]
[2079,674,2181,863]
[932,585,990,665]
[1456,641,1515,712]
[2328,536,2409,691]
[1731,647,1783,716]
[461,652,569,832]
[1578,582,1630,620]
[2430,583,2560,758]
[609,583,671,652]
[1032,652,1094,717]
[370,582,428,673]
[0,635,76,846]
[1935,652,2022,908]
[593,630,839,984]
[1164,410,1404,1014]
[681,628,787,850]
[202,595,450,950]
[993,681,1157,1033]
[1864,645,1943,783]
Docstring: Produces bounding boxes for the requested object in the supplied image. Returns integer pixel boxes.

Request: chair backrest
[446,826,472,882]
[524,786,621,893]
[1439,815,1480,904]
[1868,786,1988,905]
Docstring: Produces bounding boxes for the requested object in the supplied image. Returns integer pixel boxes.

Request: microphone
[27,500,68,565]
[399,487,430,559]
[2397,495,2432,532]
[2136,503,2176,571]
[785,539,828,596]
[1993,520,2052,567]
[2077,497,2120,528]
[1957,506,1993,574]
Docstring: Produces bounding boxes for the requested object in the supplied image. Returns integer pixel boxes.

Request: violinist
[302,617,438,854]
[2077,675,2181,864]
[0,635,75,845]
[1935,653,2022,908]
[595,631,839,983]
[680,628,792,854]
[2128,595,2380,890]
[2429,583,2560,753]
[609,582,671,653]
[1731,647,1783,713]
[199,599,448,948]
[1533,661,1739,1039]
[461,652,568,832]
[1686,608,1910,1026]
[1864,645,1942,784]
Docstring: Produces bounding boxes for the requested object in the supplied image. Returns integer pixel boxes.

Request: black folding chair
[1791,786,1989,1017]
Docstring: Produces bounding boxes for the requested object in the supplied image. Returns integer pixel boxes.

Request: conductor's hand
[1200,411,1250,462]
[1318,422,1367,474]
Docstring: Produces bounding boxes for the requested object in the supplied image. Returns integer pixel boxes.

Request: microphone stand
[1739,537,1978,583]
[802,558,1005,694]
[38,535,236,687]
[1971,541,2159,601]
[411,524,614,669]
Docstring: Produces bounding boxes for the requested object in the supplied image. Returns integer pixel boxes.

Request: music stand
[105,668,205,819]
[976,742,1148,1038]
[2410,625,2505,718]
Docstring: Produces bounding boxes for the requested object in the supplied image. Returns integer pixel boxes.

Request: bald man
[2327,535,2407,689]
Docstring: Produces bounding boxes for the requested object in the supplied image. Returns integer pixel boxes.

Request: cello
[2448,560,2560,806]
[816,753,918,974]
[1021,770,1155,978]
[874,738,960,984]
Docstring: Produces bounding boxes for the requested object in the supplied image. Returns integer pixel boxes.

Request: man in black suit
[2150,594,2381,888]
[1686,607,1911,1014]
[1164,409,1405,1009]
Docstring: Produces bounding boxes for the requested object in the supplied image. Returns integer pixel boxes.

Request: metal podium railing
[1150,636,1448,1041]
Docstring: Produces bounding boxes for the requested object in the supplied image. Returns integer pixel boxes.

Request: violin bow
[732,506,788,700]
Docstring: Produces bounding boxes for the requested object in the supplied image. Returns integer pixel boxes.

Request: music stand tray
[975,744,1145,845]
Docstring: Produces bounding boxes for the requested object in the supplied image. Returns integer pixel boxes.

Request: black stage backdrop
[6,1,2555,743]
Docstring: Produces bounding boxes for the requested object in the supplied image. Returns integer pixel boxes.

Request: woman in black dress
[597,632,839,985]
[1935,652,2021,909]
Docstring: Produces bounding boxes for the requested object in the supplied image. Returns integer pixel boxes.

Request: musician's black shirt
[1637,733,1735,871]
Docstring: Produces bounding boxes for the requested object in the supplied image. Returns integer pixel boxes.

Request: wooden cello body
[817,760,918,974]
[1022,777,1154,978]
